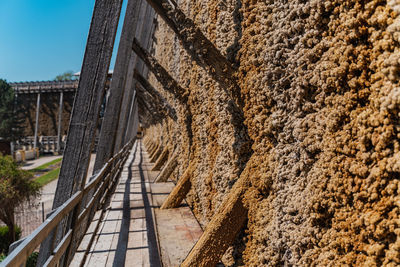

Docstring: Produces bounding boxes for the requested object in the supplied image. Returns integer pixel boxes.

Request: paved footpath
[21,155,62,170]
[12,155,61,237]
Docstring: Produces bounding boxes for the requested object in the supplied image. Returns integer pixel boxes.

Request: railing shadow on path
[112,140,161,267]
[112,142,137,266]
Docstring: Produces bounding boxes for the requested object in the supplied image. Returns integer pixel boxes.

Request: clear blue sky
[0,0,127,82]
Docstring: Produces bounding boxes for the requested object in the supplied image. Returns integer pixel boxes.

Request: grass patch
[34,167,60,186]
[31,158,62,172]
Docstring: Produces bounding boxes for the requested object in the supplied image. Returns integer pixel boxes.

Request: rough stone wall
[18,92,74,136]
[143,0,400,265]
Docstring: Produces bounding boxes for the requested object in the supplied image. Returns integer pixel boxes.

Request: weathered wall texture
[18,92,74,136]
[143,0,400,265]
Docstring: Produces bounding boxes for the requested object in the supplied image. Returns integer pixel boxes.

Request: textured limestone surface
[141,0,400,265]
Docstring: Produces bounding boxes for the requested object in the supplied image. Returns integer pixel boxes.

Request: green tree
[54,71,76,81]
[0,155,40,244]
[0,80,22,141]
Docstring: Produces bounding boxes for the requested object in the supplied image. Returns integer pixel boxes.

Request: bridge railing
[1,138,135,267]
[14,136,101,155]
[16,136,64,153]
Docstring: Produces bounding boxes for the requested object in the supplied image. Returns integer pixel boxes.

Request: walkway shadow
[113,141,161,267]
[113,144,136,266]
[137,142,162,266]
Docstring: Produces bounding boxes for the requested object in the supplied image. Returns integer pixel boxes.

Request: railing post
[62,197,82,266]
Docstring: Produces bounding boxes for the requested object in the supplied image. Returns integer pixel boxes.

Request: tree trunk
[7,221,15,245]
[5,208,16,246]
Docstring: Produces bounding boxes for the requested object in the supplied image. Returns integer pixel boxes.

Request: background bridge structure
[9,77,114,156]
[11,80,78,154]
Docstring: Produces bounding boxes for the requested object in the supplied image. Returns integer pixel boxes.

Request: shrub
[0,225,21,254]
[0,155,40,244]
[0,253,6,262]
[26,251,39,267]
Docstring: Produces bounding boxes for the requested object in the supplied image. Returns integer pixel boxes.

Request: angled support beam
[145,139,154,150]
[115,86,136,149]
[152,147,169,171]
[58,0,122,210]
[114,1,153,152]
[136,93,164,125]
[132,38,187,103]
[134,69,177,120]
[143,136,150,146]
[136,86,167,121]
[94,0,143,173]
[132,102,140,140]
[150,144,162,162]
[149,143,159,158]
[150,144,158,156]
[160,162,194,209]
[146,140,155,152]
[144,0,238,93]
[155,152,178,183]
[181,177,250,267]
[146,138,154,148]
[144,138,153,149]
[125,96,139,143]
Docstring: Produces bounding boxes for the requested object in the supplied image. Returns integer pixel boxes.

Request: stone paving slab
[151,182,203,267]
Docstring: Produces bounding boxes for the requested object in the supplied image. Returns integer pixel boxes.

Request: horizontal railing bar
[43,229,72,267]
[77,174,110,226]
[77,148,128,235]
[2,138,135,267]
[2,191,82,267]
[83,164,109,195]
[76,138,136,266]
[82,142,128,197]
[77,202,92,227]
[97,174,115,207]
